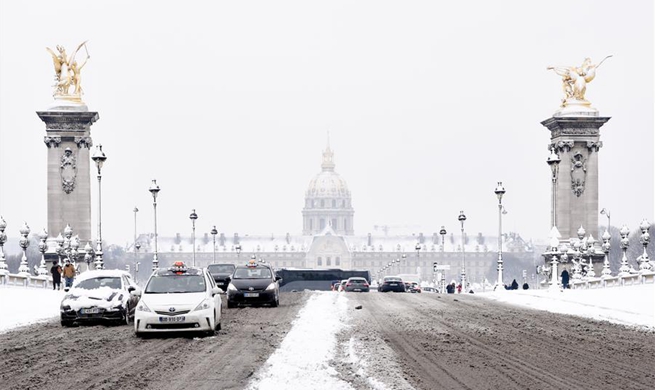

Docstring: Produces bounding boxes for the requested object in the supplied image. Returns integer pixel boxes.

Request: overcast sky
[0,1,653,246]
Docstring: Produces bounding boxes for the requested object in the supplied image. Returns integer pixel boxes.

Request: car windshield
[207,264,235,274]
[145,275,206,293]
[75,277,122,290]
[349,278,366,283]
[233,267,272,279]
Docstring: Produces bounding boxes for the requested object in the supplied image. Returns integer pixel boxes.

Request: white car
[134,262,222,336]
[60,269,140,326]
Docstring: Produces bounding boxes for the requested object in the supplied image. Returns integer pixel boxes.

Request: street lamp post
[133,206,139,273]
[91,145,107,269]
[439,226,446,251]
[149,180,160,270]
[235,244,242,259]
[189,209,198,266]
[547,150,561,229]
[600,208,610,233]
[415,243,421,259]
[211,225,218,264]
[458,211,467,291]
[494,182,506,291]
[401,254,407,274]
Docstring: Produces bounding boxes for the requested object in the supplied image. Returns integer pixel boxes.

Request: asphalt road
[1,291,654,390]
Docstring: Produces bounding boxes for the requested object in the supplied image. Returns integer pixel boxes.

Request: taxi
[134,261,222,336]
[226,259,281,308]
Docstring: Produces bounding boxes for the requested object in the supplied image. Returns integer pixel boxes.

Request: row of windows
[316,256,341,266]
[306,199,350,208]
[309,218,349,231]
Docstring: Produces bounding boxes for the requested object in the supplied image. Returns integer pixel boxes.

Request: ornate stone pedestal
[36,104,99,248]
[541,114,610,241]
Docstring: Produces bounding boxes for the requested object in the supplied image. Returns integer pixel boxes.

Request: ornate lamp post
[494,182,506,291]
[548,236,560,290]
[84,241,94,270]
[149,180,161,270]
[133,206,139,271]
[601,229,612,278]
[211,225,218,264]
[458,211,467,290]
[401,253,407,274]
[0,216,8,275]
[415,243,421,259]
[37,228,49,276]
[547,150,561,228]
[600,208,610,233]
[55,233,65,265]
[638,219,651,271]
[439,226,446,252]
[91,144,107,266]
[618,225,630,276]
[18,222,31,275]
[189,209,198,266]
[235,244,242,258]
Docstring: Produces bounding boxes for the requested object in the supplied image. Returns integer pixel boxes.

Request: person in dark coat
[561,269,570,289]
[50,261,62,290]
[522,282,529,290]
[510,279,519,290]
[446,282,455,294]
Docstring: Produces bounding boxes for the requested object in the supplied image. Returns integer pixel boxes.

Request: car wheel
[271,295,279,307]
[227,300,236,309]
[135,331,144,338]
[61,320,73,327]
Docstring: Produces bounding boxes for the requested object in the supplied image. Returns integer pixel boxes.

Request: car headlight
[136,301,151,312]
[193,298,212,312]
[227,283,237,291]
[266,282,277,291]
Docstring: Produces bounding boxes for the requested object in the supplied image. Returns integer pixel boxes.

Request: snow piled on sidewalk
[0,285,64,333]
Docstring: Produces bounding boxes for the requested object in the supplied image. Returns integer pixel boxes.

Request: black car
[226,262,281,308]
[377,276,406,292]
[207,263,236,291]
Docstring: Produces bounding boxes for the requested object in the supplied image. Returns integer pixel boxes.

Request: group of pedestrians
[50,259,76,290]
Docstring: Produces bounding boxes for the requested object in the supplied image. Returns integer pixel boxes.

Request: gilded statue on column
[547,56,612,112]
[46,41,90,103]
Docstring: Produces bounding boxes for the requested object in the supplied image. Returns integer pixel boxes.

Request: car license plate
[244,292,259,298]
[354,289,361,292]
[81,308,100,314]
[159,316,185,323]
[390,283,397,286]
[216,282,224,285]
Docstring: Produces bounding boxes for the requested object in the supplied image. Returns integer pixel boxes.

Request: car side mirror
[128,286,136,293]
[225,276,231,283]
[275,276,282,281]
[212,286,223,296]
[130,288,141,297]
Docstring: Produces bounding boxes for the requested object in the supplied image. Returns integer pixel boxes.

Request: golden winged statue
[46,41,90,102]
[547,56,612,107]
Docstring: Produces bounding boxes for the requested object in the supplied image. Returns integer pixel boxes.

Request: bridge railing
[0,273,52,289]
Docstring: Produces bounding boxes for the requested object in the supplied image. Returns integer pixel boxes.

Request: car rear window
[207,264,236,274]
[233,267,272,279]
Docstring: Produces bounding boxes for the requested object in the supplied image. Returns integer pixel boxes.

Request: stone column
[541,115,610,241]
[36,107,99,247]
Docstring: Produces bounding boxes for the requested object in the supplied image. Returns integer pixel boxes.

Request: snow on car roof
[75,269,130,282]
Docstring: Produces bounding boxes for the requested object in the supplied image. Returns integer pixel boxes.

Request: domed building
[302,141,354,236]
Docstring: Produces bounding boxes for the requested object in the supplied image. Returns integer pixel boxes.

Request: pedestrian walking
[50,261,62,290]
[561,269,570,289]
[63,259,76,290]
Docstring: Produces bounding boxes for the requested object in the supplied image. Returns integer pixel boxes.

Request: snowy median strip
[247,291,354,390]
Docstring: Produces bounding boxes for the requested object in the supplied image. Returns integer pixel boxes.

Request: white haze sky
[0,1,653,246]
